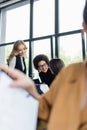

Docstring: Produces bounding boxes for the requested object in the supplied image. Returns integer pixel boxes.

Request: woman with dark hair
[50,58,64,77]
[33,54,49,70]
[33,54,55,86]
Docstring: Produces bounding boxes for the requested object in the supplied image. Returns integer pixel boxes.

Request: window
[6,4,29,42]
[59,33,82,65]
[4,2,30,74]
[33,0,54,37]
[59,0,85,32]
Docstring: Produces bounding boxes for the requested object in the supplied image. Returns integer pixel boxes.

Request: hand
[0,65,40,100]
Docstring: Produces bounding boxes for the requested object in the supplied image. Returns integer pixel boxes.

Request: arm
[0,65,40,100]
[9,56,16,68]
[0,65,56,121]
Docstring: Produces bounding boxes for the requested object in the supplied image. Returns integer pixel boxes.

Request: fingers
[0,65,39,99]
[10,81,23,87]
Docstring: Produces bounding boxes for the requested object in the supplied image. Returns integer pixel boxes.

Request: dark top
[15,55,26,74]
[39,68,55,86]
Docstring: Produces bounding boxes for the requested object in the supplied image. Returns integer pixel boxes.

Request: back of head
[33,54,50,70]
[50,58,64,75]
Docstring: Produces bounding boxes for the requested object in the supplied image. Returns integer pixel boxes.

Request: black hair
[33,54,50,70]
[50,58,64,75]
[83,0,87,24]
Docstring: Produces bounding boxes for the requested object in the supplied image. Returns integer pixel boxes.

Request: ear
[82,21,87,33]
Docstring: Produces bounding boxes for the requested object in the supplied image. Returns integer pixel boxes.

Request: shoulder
[9,56,16,68]
[11,56,16,61]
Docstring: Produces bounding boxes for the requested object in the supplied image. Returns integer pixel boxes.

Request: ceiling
[0,0,23,8]
[0,0,38,8]
[0,0,15,4]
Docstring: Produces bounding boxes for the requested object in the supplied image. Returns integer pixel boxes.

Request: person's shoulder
[11,56,16,61]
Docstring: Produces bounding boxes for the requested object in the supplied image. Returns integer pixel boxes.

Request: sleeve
[38,68,65,121]
[38,63,87,130]
[9,57,16,69]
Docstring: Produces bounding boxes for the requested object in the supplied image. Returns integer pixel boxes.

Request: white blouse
[9,56,16,69]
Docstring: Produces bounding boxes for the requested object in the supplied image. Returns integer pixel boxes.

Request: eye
[18,48,27,52]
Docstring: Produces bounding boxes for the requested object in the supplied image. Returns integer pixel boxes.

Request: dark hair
[50,58,64,75]
[33,54,50,70]
[83,1,87,24]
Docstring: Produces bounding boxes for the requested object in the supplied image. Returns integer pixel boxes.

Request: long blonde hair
[7,40,27,65]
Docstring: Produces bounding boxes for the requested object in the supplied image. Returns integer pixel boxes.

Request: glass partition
[59,33,82,65]
[6,4,30,42]
[33,0,54,37]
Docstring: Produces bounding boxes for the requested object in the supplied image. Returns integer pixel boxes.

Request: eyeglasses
[38,63,47,69]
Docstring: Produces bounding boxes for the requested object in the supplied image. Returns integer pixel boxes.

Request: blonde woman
[7,40,27,74]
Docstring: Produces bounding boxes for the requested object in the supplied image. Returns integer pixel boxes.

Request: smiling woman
[33,54,55,86]
[7,40,27,74]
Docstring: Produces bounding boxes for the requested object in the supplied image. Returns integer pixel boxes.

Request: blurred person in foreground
[1,61,87,130]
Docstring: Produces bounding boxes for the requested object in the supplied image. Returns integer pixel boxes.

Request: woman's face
[38,60,49,73]
[17,44,27,57]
